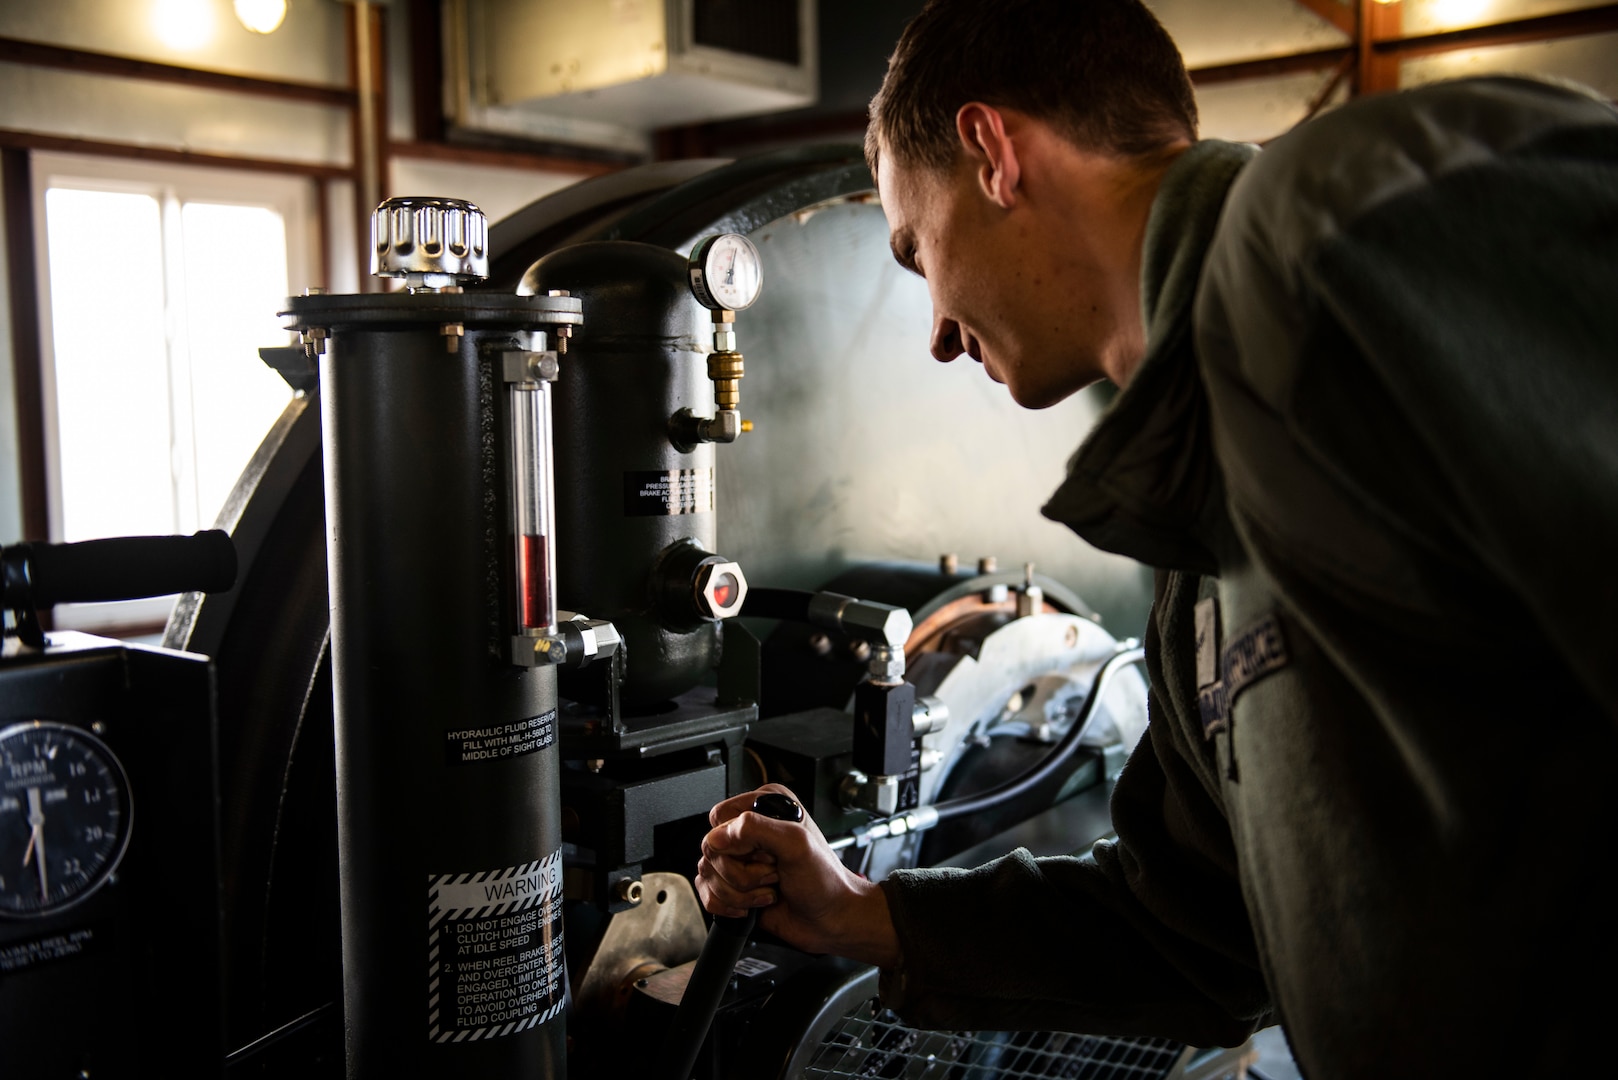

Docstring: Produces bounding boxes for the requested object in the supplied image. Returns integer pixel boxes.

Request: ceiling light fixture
[235,0,289,34]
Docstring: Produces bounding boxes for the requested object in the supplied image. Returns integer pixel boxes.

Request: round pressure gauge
[0,721,133,918]
[688,233,763,312]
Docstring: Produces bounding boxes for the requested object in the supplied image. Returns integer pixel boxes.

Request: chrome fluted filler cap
[371,196,488,286]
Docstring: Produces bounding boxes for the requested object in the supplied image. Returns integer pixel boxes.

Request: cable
[826,644,1146,853]
[930,644,1144,823]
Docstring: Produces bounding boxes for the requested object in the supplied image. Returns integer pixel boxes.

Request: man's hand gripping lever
[661,790,804,1080]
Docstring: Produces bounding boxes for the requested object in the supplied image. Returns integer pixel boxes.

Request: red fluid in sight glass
[519,534,551,628]
[711,572,738,610]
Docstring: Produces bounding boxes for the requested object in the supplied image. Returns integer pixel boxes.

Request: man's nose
[930,315,964,363]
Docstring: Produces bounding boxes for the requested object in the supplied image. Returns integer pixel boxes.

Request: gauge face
[0,721,132,918]
[689,233,763,312]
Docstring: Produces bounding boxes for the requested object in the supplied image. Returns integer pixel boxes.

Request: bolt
[978,556,997,574]
[807,631,832,657]
[847,639,871,663]
[91,721,106,735]
[586,758,605,773]
[615,878,644,904]
[1064,624,1080,648]
[440,322,464,353]
[940,553,959,575]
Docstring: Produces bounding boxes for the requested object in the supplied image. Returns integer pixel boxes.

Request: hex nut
[694,559,748,619]
[867,647,905,682]
[841,602,913,648]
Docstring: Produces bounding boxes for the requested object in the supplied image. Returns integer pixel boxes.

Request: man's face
[877,148,1110,410]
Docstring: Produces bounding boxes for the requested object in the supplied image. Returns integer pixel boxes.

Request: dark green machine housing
[525,242,728,708]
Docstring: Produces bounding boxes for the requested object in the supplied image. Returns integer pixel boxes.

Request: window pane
[178,201,293,530]
[45,188,176,542]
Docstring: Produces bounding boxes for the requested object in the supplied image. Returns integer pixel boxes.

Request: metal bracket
[500,349,560,385]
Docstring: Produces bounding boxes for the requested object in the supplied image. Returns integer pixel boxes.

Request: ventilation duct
[445,0,818,156]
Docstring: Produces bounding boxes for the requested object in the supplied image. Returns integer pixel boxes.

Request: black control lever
[2,530,238,647]
[662,791,804,1080]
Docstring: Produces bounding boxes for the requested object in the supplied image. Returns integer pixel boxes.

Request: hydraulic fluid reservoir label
[443,709,556,766]
[428,852,565,1042]
[624,468,714,516]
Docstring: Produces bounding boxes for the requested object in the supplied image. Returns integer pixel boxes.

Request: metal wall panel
[716,196,1156,634]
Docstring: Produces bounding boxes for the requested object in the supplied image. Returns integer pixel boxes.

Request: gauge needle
[22,786,47,899]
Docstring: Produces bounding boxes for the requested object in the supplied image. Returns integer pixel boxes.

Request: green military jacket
[879,78,1618,1079]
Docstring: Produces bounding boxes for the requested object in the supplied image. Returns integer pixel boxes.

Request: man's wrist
[832,874,902,970]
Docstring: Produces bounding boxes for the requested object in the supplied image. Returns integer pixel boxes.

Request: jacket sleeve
[878,571,1272,1047]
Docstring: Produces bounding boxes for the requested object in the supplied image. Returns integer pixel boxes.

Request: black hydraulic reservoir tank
[285,196,586,1080]
[523,243,722,706]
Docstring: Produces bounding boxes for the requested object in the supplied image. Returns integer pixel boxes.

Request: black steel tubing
[739,586,814,624]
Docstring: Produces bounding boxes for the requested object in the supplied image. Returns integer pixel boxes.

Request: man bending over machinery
[695,1,1618,1076]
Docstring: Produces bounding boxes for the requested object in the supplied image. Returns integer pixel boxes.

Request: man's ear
[956,103,1020,209]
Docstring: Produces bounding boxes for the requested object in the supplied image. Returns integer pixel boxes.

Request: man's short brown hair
[867,0,1198,174]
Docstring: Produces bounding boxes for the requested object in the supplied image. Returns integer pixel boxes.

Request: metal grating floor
[802,999,1189,1080]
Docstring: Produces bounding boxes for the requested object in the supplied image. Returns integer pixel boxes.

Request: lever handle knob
[751,791,803,823]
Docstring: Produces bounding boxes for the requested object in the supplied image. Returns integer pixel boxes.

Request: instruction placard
[623,468,714,516]
[0,925,107,975]
[427,852,565,1042]
[444,710,556,766]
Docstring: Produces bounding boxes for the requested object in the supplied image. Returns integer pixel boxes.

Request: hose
[739,586,815,623]
[827,644,1146,852]
[931,644,1145,822]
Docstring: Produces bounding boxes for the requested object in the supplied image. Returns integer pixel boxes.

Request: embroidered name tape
[1198,611,1289,738]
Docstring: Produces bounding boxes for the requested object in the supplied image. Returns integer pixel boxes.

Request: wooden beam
[1304,55,1357,120]
[1291,0,1356,37]
[1376,2,1618,58]
[409,0,447,143]
[1189,47,1352,86]
[349,1,385,291]
[1357,0,1402,95]
[389,141,620,177]
[2,148,49,544]
[0,129,353,180]
[0,35,357,109]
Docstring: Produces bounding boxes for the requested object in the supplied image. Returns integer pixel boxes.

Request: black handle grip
[3,530,238,607]
[662,792,805,1080]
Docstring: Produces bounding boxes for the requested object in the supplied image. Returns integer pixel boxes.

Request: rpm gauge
[0,721,133,918]
[688,233,763,312]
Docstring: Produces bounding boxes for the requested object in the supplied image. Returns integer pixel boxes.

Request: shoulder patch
[1199,612,1290,739]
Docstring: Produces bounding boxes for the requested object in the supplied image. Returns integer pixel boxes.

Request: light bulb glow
[1431,0,1492,24]
[234,0,289,35]
[152,0,217,50]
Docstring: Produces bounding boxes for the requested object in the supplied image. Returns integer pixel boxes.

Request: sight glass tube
[511,378,557,635]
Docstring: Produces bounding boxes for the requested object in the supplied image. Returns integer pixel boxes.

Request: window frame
[29,152,318,632]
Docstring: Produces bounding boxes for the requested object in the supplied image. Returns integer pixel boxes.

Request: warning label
[444,710,556,766]
[623,468,714,516]
[428,852,565,1043]
[0,925,106,975]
